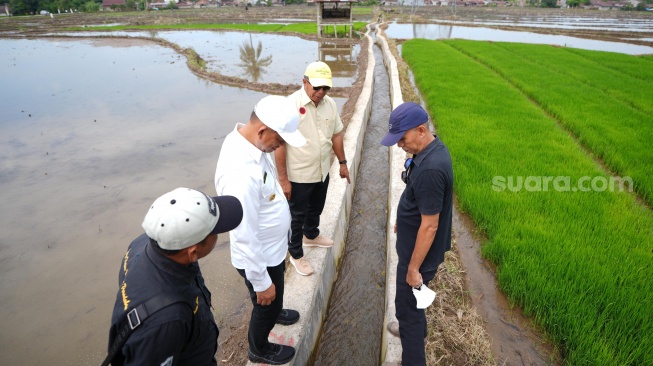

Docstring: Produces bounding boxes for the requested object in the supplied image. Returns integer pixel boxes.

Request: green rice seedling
[491,42,653,116]
[70,22,367,36]
[279,22,367,36]
[66,23,285,32]
[444,39,653,207]
[402,38,653,365]
[564,47,653,83]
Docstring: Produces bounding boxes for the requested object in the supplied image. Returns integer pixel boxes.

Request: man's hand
[406,268,423,289]
[279,177,292,200]
[256,283,276,306]
[339,164,350,184]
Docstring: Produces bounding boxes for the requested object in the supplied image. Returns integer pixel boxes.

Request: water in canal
[312,42,392,365]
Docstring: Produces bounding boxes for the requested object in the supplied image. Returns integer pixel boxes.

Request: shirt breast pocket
[260,174,276,200]
[319,115,336,136]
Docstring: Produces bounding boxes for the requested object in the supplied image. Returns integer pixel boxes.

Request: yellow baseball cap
[304,61,332,88]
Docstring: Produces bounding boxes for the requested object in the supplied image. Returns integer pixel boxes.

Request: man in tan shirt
[275,61,350,276]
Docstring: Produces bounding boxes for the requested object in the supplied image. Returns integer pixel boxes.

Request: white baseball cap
[254,95,306,148]
[142,187,243,250]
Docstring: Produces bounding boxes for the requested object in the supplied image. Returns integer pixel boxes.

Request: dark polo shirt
[396,135,453,271]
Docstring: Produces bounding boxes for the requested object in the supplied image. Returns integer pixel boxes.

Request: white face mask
[412,284,437,309]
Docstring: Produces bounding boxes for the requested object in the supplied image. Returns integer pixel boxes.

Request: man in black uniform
[381,103,453,366]
[107,187,243,366]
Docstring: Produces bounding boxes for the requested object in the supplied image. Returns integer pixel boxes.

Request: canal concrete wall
[376,27,406,366]
[244,24,406,366]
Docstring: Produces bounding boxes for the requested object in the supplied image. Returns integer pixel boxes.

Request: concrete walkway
[246,24,405,366]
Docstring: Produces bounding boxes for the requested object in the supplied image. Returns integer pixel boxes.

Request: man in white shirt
[214,95,306,365]
[275,61,350,277]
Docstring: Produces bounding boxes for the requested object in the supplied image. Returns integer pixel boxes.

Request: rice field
[66,22,368,36]
[402,39,653,365]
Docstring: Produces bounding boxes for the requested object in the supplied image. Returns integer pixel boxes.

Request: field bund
[402,39,653,365]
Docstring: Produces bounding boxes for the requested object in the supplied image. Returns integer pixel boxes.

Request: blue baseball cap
[380,102,429,146]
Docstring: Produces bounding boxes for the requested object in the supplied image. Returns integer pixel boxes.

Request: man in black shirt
[107,187,243,366]
[381,102,454,366]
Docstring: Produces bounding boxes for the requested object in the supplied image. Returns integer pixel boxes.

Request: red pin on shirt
[299,107,306,115]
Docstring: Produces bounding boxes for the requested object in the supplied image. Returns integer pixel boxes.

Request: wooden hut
[308,0,358,38]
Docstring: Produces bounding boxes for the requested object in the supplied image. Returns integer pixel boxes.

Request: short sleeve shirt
[284,87,343,183]
[396,136,454,271]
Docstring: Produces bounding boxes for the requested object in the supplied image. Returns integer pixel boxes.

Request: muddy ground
[2,5,649,365]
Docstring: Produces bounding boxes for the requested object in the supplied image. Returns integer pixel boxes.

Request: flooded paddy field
[42,30,360,86]
[385,22,653,54]
[0,35,348,365]
[383,6,653,50]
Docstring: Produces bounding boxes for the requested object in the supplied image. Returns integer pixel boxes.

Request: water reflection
[238,34,273,82]
[318,41,357,78]
[51,30,360,86]
[0,37,259,365]
[385,22,653,55]
[0,36,349,366]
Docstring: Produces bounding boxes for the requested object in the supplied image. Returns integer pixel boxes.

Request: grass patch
[403,38,653,365]
[64,21,368,36]
[64,23,284,32]
[445,40,653,207]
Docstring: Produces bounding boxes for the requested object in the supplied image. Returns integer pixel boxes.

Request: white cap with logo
[254,95,306,148]
[142,187,243,250]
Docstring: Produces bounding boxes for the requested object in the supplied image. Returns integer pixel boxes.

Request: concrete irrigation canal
[312,38,392,365]
[266,24,555,366]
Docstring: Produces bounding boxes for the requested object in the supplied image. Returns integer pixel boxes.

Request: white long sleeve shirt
[215,124,290,292]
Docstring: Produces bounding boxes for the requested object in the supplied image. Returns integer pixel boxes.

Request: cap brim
[380,130,406,147]
[210,195,243,234]
[308,77,332,88]
[279,130,307,148]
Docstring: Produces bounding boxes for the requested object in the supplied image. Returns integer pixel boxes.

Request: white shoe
[387,321,400,337]
[289,256,314,276]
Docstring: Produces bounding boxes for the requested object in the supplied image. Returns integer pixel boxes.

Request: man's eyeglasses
[401,157,413,184]
[304,77,331,92]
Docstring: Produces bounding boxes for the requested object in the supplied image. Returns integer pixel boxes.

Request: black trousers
[395,263,437,366]
[237,261,285,354]
[287,174,330,259]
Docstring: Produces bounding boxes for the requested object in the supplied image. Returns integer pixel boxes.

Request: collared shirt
[396,136,453,271]
[284,87,344,183]
[109,234,218,366]
[215,124,290,292]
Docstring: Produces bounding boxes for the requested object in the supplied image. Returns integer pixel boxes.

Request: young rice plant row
[402,39,653,365]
